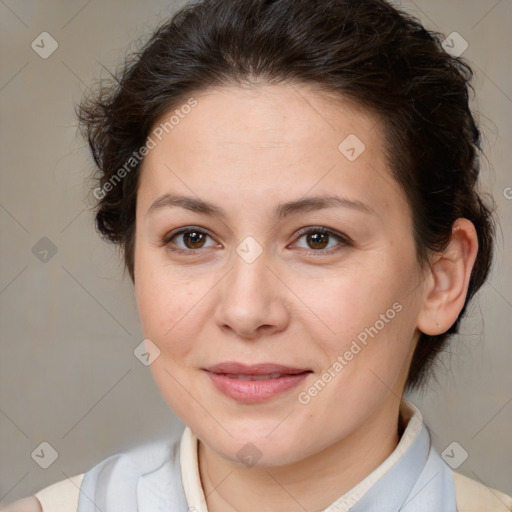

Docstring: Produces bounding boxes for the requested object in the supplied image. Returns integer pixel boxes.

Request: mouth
[204,362,312,403]
[219,372,296,380]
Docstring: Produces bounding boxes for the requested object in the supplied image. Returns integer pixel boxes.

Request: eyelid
[162,226,220,252]
[291,226,352,253]
[293,226,352,243]
[162,225,352,255]
[163,226,207,243]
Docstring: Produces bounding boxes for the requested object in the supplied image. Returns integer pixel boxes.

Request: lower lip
[206,371,310,403]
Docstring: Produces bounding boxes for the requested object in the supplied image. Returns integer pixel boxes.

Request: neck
[198,397,402,512]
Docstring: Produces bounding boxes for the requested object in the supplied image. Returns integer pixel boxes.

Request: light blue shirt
[76,400,457,511]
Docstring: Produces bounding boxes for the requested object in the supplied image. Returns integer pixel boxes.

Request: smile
[205,369,311,403]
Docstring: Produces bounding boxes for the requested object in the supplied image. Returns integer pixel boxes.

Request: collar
[180,399,457,511]
[77,399,457,511]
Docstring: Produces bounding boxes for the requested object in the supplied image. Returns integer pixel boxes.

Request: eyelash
[161,226,352,256]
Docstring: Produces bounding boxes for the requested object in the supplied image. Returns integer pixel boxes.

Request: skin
[130,83,477,512]
[9,83,477,511]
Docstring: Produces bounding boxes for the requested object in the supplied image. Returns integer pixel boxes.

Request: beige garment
[0,474,84,512]
[34,474,84,512]
[453,472,512,512]
[180,401,512,512]
[19,465,511,512]
[4,407,511,512]
[26,468,511,512]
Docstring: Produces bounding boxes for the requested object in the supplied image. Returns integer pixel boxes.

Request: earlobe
[417,218,479,336]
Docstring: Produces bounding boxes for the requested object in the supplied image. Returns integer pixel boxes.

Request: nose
[214,248,290,340]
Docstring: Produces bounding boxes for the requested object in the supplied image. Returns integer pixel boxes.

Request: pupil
[185,231,204,248]
[307,232,328,249]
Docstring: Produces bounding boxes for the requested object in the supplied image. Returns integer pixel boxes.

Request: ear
[417,218,479,336]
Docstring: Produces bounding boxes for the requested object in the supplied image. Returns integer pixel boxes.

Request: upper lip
[205,362,311,375]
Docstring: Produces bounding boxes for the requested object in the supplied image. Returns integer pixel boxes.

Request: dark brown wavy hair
[76,0,495,391]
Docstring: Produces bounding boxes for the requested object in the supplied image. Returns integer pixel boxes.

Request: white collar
[179,399,428,511]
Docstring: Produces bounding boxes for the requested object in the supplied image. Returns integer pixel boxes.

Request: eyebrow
[146,193,376,219]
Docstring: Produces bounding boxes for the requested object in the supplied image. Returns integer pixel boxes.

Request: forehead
[137,83,401,218]
[150,83,383,153]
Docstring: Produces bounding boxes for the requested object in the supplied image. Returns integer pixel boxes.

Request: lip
[206,362,310,375]
[204,362,312,403]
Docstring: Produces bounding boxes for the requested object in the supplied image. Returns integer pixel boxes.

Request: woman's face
[134,84,428,466]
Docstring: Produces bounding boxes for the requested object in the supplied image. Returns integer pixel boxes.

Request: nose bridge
[215,238,288,337]
[227,241,272,307]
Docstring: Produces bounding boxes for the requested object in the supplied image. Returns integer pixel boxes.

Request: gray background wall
[1,0,511,504]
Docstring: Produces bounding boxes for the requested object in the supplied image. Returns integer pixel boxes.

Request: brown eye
[164,227,219,253]
[182,230,206,249]
[293,227,351,254]
[306,231,329,250]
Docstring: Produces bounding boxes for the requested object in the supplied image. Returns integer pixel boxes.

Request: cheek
[300,258,419,372]
[301,265,403,332]
[136,276,194,342]
[134,260,205,414]
[134,253,215,361]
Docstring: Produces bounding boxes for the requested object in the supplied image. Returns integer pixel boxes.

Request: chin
[201,424,312,468]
